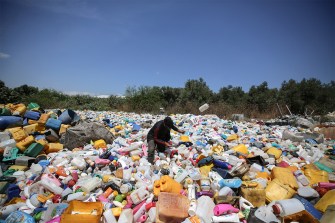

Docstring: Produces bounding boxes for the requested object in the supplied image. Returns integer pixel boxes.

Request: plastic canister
[10,128,27,142]
[315,189,335,212]
[157,192,190,222]
[265,178,296,202]
[130,187,149,204]
[153,175,182,196]
[272,198,305,217]
[118,208,133,223]
[213,204,239,216]
[40,178,64,194]
[212,213,240,223]
[199,103,209,112]
[16,135,35,152]
[266,147,282,159]
[320,205,335,223]
[195,196,215,223]
[81,177,102,193]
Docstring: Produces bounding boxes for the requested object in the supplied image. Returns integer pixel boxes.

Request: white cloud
[0,52,10,59]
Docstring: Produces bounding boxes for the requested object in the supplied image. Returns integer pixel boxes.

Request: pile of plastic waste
[0,102,335,223]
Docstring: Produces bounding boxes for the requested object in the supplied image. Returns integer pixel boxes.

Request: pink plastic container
[213,204,239,216]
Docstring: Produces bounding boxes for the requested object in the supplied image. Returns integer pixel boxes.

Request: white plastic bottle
[118,208,133,223]
[130,187,149,204]
[293,170,310,186]
[103,208,117,223]
[272,198,305,217]
[0,203,26,219]
[195,196,215,223]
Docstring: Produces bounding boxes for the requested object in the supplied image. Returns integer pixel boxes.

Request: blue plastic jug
[0,116,22,130]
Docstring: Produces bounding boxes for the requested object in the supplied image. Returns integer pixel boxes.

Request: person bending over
[146,116,185,164]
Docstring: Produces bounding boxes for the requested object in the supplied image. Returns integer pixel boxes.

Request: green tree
[181,78,213,104]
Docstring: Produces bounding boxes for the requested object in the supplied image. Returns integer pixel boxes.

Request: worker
[146,116,185,164]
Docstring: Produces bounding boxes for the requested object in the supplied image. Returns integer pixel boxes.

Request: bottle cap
[272,204,281,215]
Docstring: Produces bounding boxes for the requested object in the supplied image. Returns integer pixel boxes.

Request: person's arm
[171,125,185,134]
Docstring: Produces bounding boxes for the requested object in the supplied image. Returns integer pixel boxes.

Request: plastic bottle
[40,178,64,194]
[212,213,240,223]
[188,184,197,216]
[239,196,254,210]
[0,203,26,219]
[81,177,102,193]
[316,182,335,189]
[293,170,310,186]
[187,166,201,181]
[195,196,215,223]
[199,103,209,112]
[213,159,232,170]
[272,198,305,217]
[254,204,280,223]
[172,162,189,183]
[118,208,133,223]
[213,204,239,216]
[130,187,149,204]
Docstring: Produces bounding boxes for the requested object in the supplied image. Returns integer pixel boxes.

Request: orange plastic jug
[154,175,183,196]
[38,113,50,124]
[156,192,189,223]
[265,178,296,202]
[271,167,299,189]
[60,200,103,223]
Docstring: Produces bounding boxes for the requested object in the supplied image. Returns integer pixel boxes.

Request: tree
[181,78,213,104]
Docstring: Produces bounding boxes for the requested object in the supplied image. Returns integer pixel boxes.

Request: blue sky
[0,0,334,96]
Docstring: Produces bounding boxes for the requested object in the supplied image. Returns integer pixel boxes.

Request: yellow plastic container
[271,167,299,189]
[227,134,238,142]
[60,201,103,223]
[232,144,248,155]
[11,103,26,115]
[199,164,214,177]
[153,175,183,196]
[38,113,50,124]
[23,124,38,135]
[315,189,335,212]
[111,207,122,217]
[16,135,35,152]
[59,124,70,135]
[303,167,329,186]
[47,143,63,153]
[94,139,107,149]
[265,178,296,202]
[180,135,190,142]
[10,128,27,142]
[131,155,140,161]
[267,147,282,159]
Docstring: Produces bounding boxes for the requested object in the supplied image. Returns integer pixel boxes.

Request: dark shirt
[147,120,179,148]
